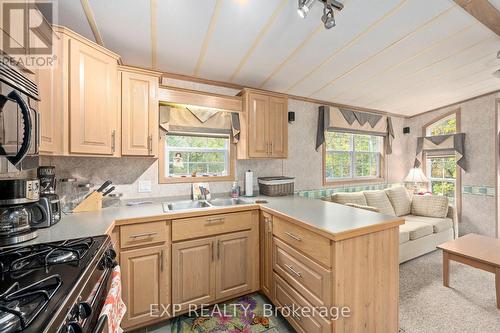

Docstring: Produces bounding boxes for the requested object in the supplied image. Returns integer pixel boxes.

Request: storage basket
[257,177,295,196]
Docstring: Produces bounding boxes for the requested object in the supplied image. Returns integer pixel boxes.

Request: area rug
[170,293,284,333]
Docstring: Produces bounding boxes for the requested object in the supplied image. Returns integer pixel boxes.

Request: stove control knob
[66,321,82,333]
[77,301,92,320]
[106,248,117,259]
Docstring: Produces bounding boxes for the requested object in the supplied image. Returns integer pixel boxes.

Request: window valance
[413,133,466,171]
[159,104,241,143]
[316,105,395,154]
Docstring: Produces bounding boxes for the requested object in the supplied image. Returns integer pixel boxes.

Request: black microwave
[0,57,40,171]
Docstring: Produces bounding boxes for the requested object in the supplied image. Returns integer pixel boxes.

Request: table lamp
[404,168,429,193]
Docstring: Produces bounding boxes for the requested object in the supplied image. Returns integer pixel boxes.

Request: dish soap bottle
[231,182,240,199]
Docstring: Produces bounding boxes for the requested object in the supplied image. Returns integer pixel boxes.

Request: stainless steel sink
[208,198,251,206]
[163,200,212,211]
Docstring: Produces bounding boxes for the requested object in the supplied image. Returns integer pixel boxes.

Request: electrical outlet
[138,180,152,193]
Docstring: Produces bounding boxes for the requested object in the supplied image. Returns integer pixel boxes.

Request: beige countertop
[23,195,403,245]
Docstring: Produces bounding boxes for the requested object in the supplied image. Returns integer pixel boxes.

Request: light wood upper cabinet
[68,38,119,155]
[237,89,288,159]
[172,237,217,311]
[121,244,169,329]
[120,67,161,157]
[260,212,273,301]
[216,230,253,299]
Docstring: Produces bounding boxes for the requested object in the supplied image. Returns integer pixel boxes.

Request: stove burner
[0,275,61,333]
[0,237,94,274]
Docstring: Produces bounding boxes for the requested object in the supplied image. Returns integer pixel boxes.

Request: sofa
[325,186,458,263]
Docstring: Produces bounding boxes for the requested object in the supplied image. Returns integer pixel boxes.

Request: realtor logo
[1,1,56,67]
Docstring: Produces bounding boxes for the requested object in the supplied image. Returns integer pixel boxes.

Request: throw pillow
[363,190,396,216]
[385,186,411,216]
[331,193,367,206]
[411,195,449,218]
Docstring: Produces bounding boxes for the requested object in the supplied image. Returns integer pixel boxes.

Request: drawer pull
[284,232,302,241]
[206,217,225,223]
[284,264,302,278]
[129,232,158,239]
[160,250,164,272]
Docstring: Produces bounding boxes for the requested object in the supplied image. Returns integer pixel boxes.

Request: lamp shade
[404,168,429,183]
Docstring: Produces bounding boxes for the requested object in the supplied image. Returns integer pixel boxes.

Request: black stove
[0,236,116,333]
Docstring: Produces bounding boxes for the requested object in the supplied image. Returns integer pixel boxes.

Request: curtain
[413,133,466,171]
[315,105,394,154]
[159,105,241,143]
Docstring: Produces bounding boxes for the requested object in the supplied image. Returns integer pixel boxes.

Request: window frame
[158,133,235,184]
[322,131,386,186]
[422,108,461,217]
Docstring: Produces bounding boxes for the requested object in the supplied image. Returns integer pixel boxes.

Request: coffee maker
[29,166,61,228]
[0,178,40,246]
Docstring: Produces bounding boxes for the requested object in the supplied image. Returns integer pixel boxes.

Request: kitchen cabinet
[121,245,169,328]
[120,66,161,156]
[68,37,119,155]
[260,212,273,301]
[237,89,288,159]
[172,237,217,311]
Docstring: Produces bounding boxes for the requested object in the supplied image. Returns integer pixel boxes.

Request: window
[426,156,456,203]
[425,113,456,136]
[324,132,383,183]
[161,134,234,183]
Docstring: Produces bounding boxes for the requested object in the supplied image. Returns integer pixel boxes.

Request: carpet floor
[399,249,500,333]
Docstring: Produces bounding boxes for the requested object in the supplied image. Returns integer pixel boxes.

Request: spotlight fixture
[297,0,315,18]
[297,0,343,29]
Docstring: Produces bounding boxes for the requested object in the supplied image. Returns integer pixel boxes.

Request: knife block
[73,191,103,213]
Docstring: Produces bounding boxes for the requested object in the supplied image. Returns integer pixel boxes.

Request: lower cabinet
[120,244,170,329]
[172,230,255,310]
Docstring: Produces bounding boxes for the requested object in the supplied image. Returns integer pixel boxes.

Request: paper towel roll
[245,170,253,197]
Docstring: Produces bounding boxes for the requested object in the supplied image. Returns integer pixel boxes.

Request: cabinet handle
[148,134,153,154]
[267,220,272,234]
[160,249,164,272]
[284,232,302,241]
[129,232,157,239]
[211,242,215,261]
[206,217,225,223]
[111,130,116,153]
[217,240,221,260]
[270,142,273,155]
[284,264,302,277]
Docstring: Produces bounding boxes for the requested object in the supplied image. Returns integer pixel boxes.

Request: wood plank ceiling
[52,0,500,116]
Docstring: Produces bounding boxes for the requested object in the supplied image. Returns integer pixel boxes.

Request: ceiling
[50,0,500,116]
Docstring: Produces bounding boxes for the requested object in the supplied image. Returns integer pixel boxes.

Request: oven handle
[6,90,32,166]
[93,314,108,333]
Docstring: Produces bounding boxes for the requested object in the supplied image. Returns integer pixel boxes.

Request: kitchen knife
[102,186,115,197]
[96,181,112,193]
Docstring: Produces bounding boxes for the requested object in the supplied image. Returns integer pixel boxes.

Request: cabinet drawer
[273,217,331,267]
[274,238,331,308]
[120,221,167,249]
[172,211,255,241]
[274,274,332,333]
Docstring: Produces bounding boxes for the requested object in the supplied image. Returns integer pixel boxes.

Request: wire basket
[258,177,295,196]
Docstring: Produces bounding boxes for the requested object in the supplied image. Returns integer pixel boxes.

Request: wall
[41,77,407,200]
[404,91,500,237]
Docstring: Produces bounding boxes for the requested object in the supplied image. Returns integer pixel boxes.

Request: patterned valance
[316,105,395,154]
[159,104,241,143]
[413,133,466,171]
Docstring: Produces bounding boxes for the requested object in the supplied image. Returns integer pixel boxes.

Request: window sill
[323,177,385,187]
[159,175,235,184]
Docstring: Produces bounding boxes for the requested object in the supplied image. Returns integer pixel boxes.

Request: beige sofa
[326,186,457,263]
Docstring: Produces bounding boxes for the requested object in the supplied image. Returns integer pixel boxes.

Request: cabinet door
[121,72,158,156]
[121,245,169,329]
[216,231,253,299]
[247,93,269,158]
[69,39,118,155]
[268,97,287,158]
[172,238,216,310]
[260,213,273,300]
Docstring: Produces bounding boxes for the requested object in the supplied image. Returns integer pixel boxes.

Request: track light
[297,0,343,29]
[321,2,335,29]
[297,0,315,19]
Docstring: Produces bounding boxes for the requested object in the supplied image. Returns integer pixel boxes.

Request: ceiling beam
[194,0,223,76]
[454,0,500,36]
[79,0,104,46]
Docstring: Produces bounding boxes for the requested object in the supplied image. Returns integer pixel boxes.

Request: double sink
[163,198,251,212]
